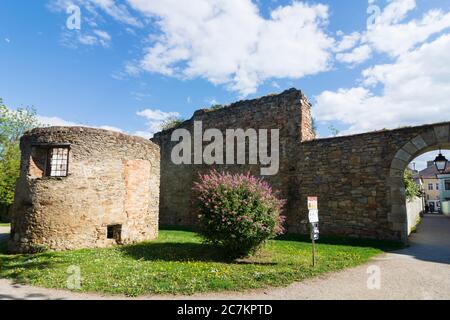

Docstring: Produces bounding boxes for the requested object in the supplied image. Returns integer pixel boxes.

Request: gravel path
[1,215,449,300]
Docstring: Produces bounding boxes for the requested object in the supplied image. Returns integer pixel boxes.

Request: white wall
[406,197,423,235]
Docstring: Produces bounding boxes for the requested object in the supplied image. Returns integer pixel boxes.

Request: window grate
[47,147,69,177]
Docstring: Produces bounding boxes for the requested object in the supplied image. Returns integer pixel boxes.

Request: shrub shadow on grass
[275,234,404,251]
[121,242,278,265]
[121,242,232,263]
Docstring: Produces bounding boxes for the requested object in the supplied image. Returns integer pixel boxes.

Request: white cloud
[48,0,142,27]
[38,115,124,133]
[334,32,361,52]
[90,0,142,27]
[315,33,450,135]
[336,45,372,65]
[74,29,111,47]
[136,108,181,136]
[126,0,334,96]
[38,115,82,127]
[336,0,450,65]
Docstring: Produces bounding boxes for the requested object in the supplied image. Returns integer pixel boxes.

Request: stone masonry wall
[293,123,450,241]
[152,88,314,227]
[9,127,160,253]
[153,87,450,242]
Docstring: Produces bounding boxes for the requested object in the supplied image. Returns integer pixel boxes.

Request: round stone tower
[9,126,160,253]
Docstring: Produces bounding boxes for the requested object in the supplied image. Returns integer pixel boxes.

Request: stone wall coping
[153,88,306,139]
[302,121,450,144]
[23,126,159,148]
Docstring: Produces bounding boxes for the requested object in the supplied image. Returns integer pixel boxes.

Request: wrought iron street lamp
[434,148,448,174]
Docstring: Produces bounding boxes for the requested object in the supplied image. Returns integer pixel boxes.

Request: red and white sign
[307,197,318,210]
[308,197,319,223]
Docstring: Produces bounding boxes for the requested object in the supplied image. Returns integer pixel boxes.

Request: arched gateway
[388,125,450,243]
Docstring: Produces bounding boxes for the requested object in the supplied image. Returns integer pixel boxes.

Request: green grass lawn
[0,223,10,227]
[0,229,402,297]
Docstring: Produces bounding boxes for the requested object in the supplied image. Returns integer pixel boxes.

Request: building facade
[438,169,450,215]
[419,162,442,213]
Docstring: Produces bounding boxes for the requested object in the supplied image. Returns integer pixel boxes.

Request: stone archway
[388,124,450,243]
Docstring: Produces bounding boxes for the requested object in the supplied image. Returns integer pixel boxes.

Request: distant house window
[428,183,433,191]
[436,183,439,191]
[47,147,69,177]
[446,180,450,191]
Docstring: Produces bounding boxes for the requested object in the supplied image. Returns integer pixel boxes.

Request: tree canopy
[0,99,40,207]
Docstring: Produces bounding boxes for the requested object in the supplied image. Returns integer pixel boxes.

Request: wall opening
[107,225,122,243]
[29,144,70,178]
[389,126,450,243]
[47,147,70,177]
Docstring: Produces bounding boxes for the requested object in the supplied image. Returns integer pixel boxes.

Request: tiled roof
[419,164,450,178]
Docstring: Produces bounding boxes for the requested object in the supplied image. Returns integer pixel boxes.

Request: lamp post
[434,148,448,174]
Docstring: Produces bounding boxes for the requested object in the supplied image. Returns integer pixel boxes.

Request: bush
[404,169,421,201]
[193,170,286,258]
[161,117,184,131]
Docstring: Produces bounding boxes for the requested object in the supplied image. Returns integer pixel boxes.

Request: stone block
[402,141,418,155]
[434,125,449,143]
[394,148,412,163]
[391,158,407,171]
[421,130,437,147]
[411,135,427,150]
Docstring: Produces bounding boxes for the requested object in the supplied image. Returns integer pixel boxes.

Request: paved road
[0,215,449,300]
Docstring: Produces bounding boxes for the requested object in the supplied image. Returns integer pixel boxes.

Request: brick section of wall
[9,127,160,253]
[152,88,313,227]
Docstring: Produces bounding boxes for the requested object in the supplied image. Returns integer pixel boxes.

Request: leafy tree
[0,99,40,208]
[404,169,421,201]
[328,125,340,137]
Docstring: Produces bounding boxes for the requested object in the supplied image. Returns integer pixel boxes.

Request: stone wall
[295,123,450,242]
[153,88,450,243]
[152,88,314,226]
[406,197,422,235]
[9,127,160,253]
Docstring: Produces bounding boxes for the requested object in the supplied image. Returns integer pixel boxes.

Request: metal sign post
[312,234,316,267]
[307,197,319,267]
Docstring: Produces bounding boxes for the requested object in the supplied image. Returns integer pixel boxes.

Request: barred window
[47,147,69,177]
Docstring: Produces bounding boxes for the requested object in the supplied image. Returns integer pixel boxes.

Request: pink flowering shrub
[193,170,286,258]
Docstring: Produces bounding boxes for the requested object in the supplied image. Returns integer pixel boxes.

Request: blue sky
[1,0,450,169]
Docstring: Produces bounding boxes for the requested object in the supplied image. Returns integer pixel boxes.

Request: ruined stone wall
[153,86,450,242]
[152,88,314,227]
[9,127,160,253]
